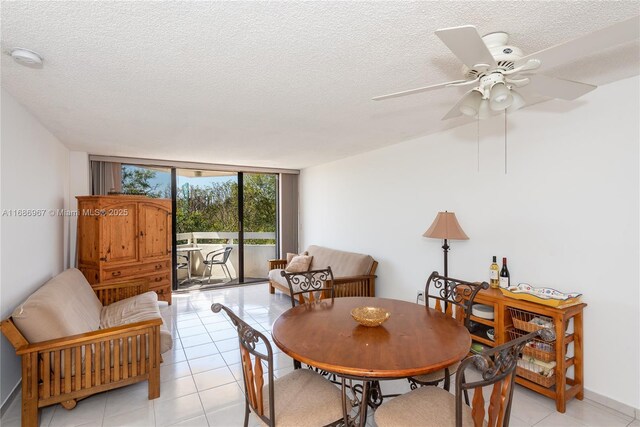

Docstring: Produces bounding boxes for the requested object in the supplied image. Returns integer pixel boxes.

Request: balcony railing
[176,231,276,283]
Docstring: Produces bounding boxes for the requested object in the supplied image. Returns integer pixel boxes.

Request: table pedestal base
[340,378,395,427]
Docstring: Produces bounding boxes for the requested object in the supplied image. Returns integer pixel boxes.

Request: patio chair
[211,303,344,427]
[202,247,233,283]
[408,272,489,401]
[177,254,190,282]
[375,328,555,427]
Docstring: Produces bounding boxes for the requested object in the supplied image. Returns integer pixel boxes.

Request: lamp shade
[423,212,469,240]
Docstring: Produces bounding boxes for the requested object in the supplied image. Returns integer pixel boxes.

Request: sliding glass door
[242,173,278,283]
[174,169,277,289]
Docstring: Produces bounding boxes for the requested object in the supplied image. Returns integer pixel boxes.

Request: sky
[123,165,237,195]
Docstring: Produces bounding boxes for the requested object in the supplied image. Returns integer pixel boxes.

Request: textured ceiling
[1,1,638,169]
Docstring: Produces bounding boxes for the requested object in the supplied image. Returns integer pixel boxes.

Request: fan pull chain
[477,115,480,173]
[504,111,508,175]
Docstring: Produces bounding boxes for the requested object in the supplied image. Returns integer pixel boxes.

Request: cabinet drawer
[148,272,171,288]
[102,260,170,281]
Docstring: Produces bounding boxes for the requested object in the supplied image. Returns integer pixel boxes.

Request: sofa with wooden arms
[267,245,378,298]
[0,268,173,427]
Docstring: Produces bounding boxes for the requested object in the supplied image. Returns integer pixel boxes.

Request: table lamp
[423,211,469,278]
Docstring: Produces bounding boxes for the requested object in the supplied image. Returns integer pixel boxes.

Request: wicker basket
[508,328,556,363]
[509,307,554,333]
[516,366,556,388]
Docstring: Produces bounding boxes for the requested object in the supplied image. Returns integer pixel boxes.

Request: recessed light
[8,48,43,68]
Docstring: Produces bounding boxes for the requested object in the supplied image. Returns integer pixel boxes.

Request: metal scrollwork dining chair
[211,303,345,427]
[376,328,555,427]
[408,272,489,398]
[202,246,233,283]
[280,267,336,371]
[280,267,336,308]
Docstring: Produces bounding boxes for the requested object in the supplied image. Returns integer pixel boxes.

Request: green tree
[176,174,276,243]
[243,174,276,233]
[121,167,168,198]
[121,166,276,241]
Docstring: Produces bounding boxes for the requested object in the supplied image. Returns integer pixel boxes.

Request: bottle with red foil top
[499,257,510,289]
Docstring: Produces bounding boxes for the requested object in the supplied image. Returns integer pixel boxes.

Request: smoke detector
[8,48,43,68]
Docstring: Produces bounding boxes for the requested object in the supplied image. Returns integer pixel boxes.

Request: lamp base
[442,239,450,278]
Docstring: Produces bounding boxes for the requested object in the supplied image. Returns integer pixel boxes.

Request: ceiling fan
[373,16,639,120]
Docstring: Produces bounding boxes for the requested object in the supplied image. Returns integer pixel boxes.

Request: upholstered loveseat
[0,269,172,427]
[268,245,378,298]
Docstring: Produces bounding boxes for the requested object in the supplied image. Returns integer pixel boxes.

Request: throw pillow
[286,251,308,265]
[285,255,313,273]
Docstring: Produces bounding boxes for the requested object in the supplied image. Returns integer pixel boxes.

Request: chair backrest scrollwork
[280,267,335,307]
[455,328,555,427]
[425,271,489,328]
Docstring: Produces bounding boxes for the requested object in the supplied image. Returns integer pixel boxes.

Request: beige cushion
[412,361,460,384]
[286,251,308,265]
[285,255,313,273]
[374,386,474,427]
[12,268,103,343]
[261,369,343,427]
[268,269,289,289]
[306,245,374,277]
[101,291,173,354]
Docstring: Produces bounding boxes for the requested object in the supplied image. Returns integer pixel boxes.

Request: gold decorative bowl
[351,306,390,327]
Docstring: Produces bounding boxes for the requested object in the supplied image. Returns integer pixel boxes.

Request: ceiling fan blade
[504,59,541,76]
[505,77,531,87]
[515,15,640,72]
[442,90,475,120]
[372,80,470,101]
[435,25,497,69]
[446,77,480,87]
[527,75,597,100]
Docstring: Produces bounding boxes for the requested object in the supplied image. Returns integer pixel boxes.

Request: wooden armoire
[77,195,173,304]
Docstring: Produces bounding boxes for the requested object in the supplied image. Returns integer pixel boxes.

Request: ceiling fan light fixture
[459,90,483,117]
[477,99,492,119]
[507,89,526,113]
[489,83,513,111]
[373,17,640,120]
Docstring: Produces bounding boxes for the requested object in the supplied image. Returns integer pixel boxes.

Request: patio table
[176,246,202,285]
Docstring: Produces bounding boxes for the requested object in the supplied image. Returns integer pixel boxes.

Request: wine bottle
[489,256,499,288]
[499,257,510,289]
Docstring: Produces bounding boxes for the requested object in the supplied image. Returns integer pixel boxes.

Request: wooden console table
[466,288,586,413]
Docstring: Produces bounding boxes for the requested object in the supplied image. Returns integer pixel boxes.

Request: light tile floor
[1,283,636,427]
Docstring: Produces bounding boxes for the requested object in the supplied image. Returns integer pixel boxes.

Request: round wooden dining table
[271,296,471,425]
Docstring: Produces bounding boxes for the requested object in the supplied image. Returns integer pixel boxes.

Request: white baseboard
[0,380,21,417]
[1,380,637,421]
[583,388,639,419]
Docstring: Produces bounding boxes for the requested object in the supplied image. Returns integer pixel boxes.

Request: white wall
[299,76,639,410]
[0,89,70,406]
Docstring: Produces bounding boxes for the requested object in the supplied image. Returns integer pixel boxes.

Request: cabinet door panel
[78,213,101,265]
[139,202,171,260]
[102,202,139,264]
